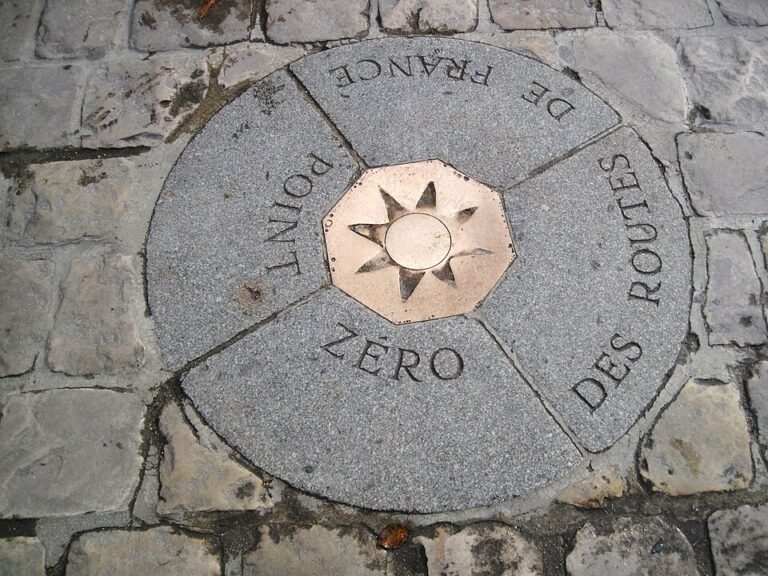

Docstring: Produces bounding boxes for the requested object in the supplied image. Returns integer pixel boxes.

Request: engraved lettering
[266,251,301,276]
[356,339,390,375]
[629,280,661,306]
[388,56,413,77]
[470,65,493,86]
[625,222,658,245]
[283,174,313,198]
[430,348,464,380]
[394,348,422,382]
[308,153,334,176]
[631,248,663,275]
[594,352,630,384]
[522,81,575,120]
[442,57,470,81]
[546,98,575,121]
[417,55,442,77]
[321,323,358,359]
[522,81,550,105]
[610,333,643,362]
[573,378,607,411]
[329,64,355,88]
[357,59,382,81]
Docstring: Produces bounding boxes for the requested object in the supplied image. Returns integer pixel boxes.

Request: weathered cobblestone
[747,362,768,456]
[131,0,252,52]
[640,379,753,496]
[0,389,144,517]
[0,1,39,61]
[602,0,712,29]
[709,503,768,575]
[680,37,768,125]
[557,465,626,509]
[158,403,272,517]
[0,65,83,151]
[566,517,699,576]
[0,538,45,576]
[66,527,220,576]
[705,231,768,346]
[379,0,478,34]
[489,0,595,30]
[415,524,544,575]
[216,42,305,89]
[265,0,369,44]
[36,0,129,60]
[8,159,134,244]
[679,132,768,216]
[558,31,687,123]
[0,258,53,377]
[243,525,386,575]
[47,253,145,376]
[716,0,768,26]
[81,55,210,148]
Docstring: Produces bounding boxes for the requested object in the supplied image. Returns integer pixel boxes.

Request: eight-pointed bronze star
[349,181,492,301]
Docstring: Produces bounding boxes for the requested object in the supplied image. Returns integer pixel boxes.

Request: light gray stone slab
[217,43,306,89]
[183,289,579,512]
[566,517,699,576]
[482,128,691,452]
[747,362,768,454]
[639,379,753,496]
[66,527,220,576]
[243,525,386,576]
[147,70,358,370]
[415,524,544,576]
[680,37,768,125]
[557,31,688,124]
[709,503,768,576]
[0,258,53,377]
[704,230,767,346]
[602,0,712,29]
[36,511,130,567]
[0,389,144,518]
[265,0,369,44]
[0,1,40,61]
[130,0,251,52]
[290,37,618,189]
[678,132,768,216]
[0,65,83,151]
[489,0,595,29]
[36,0,129,59]
[0,538,45,576]
[379,0,478,34]
[48,253,145,376]
[716,0,768,26]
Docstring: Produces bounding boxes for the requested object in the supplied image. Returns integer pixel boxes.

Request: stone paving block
[183,289,579,512]
[716,0,768,26]
[265,0,369,44]
[217,42,305,89]
[566,517,699,576]
[157,403,272,516]
[36,0,129,60]
[243,525,386,575]
[47,253,145,376]
[747,362,768,454]
[640,379,753,496]
[679,132,768,216]
[602,0,712,29]
[147,70,358,370]
[558,31,687,124]
[0,65,83,151]
[0,258,53,377]
[415,524,544,575]
[0,538,45,576]
[483,128,690,452]
[704,230,767,346]
[291,37,618,189]
[131,0,251,52]
[379,0,477,34]
[0,389,144,518]
[0,0,39,61]
[81,55,210,148]
[709,503,768,575]
[680,37,768,125]
[66,527,220,576]
[8,159,134,244]
[489,0,595,30]
[557,465,626,509]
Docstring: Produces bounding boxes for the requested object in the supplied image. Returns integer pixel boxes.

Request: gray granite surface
[147,70,359,370]
[290,37,618,188]
[482,128,691,452]
[183,289,579,512]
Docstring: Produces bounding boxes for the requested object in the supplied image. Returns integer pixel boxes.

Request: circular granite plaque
[146,38,691,512]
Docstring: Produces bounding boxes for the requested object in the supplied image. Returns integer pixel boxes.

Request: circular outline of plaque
[146,37,692,512]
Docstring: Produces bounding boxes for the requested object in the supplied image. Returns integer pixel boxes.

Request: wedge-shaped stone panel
[482,128,691,452]
[147,71,359,370]
[290,37,619,188]
[183,289,579,512]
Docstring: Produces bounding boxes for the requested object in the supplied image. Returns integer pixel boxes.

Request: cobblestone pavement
[1,1,768,575]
